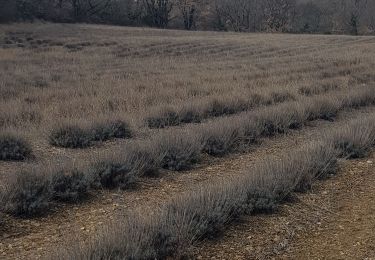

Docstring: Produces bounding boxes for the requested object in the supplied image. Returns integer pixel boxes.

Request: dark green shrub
[161,151,200,171]
[294,144,338,192]
[271,91,295,103]
[241,120,261,145]
[336,141,369,159]
[151,230,179,258]
[280,108,305,130]
[87,143,161,190]
[50,121,133,148]
[1,171,51,217]
[331,121,375,159]
[299,84,339,96]
[206,99,244,117]
[298,86,315,96]
[249,93,273,106]
[32,77,49,88]
[258,119,280,136]
[126,145,161,177]
[65,44,83,51]
[305,99,340,121]
[179,107,202,124]
[49,126,92,148]
[89,162,136,189]
[245,172,295,214]
[0,134,32,161]
[246,190,278,213]
[51,170,89,202]
[202,127,243,156]
[333,125,375,159]
[146,109,180,128]
[159,133,202,171]
[341,88,375,109]
[91,120,132,141]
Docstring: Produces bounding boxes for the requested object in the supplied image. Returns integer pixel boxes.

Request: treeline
[0,0,374,35]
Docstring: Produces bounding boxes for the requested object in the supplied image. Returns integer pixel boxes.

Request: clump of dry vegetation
[298,83,339,96]
[157,131,202,171]
[49,120,132,148]
[88,143,161,188]
[0,168,90,217]
[49,125,92,148]
[202,122,244,156]
[51,170,89,202]
[1,171,51,217]
[329,119,375,159]
[0,134,32,161]
[2,89,374,217]
[146,91,295,129]
[89,161,136,189]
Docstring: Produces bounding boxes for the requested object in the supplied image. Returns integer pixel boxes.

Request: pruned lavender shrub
[329,117,375,159]
[49,125,92,148]
[50,120,132,148]
[88,142,161,189]
[89,161,136,189]
[51,170,89,202]
[270,91,295,103]
[146,108,180,129]
[0,171,51,217]
[90,120,132,141]
[0,134,32,161]
[178,105,202,124]
[202,121,244,156]
[158,131,202,171]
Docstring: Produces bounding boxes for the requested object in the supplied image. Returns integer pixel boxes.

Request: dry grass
[0,22,375,258]
[0,24,374,138]
[0,23,375,217]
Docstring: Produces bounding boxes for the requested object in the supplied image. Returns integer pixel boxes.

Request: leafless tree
[214,0,264,32]
[143,0,173,28]
[347,0,368,34]
[263,0,296,32]
[176,0,199,30]
[69,0,112,20]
